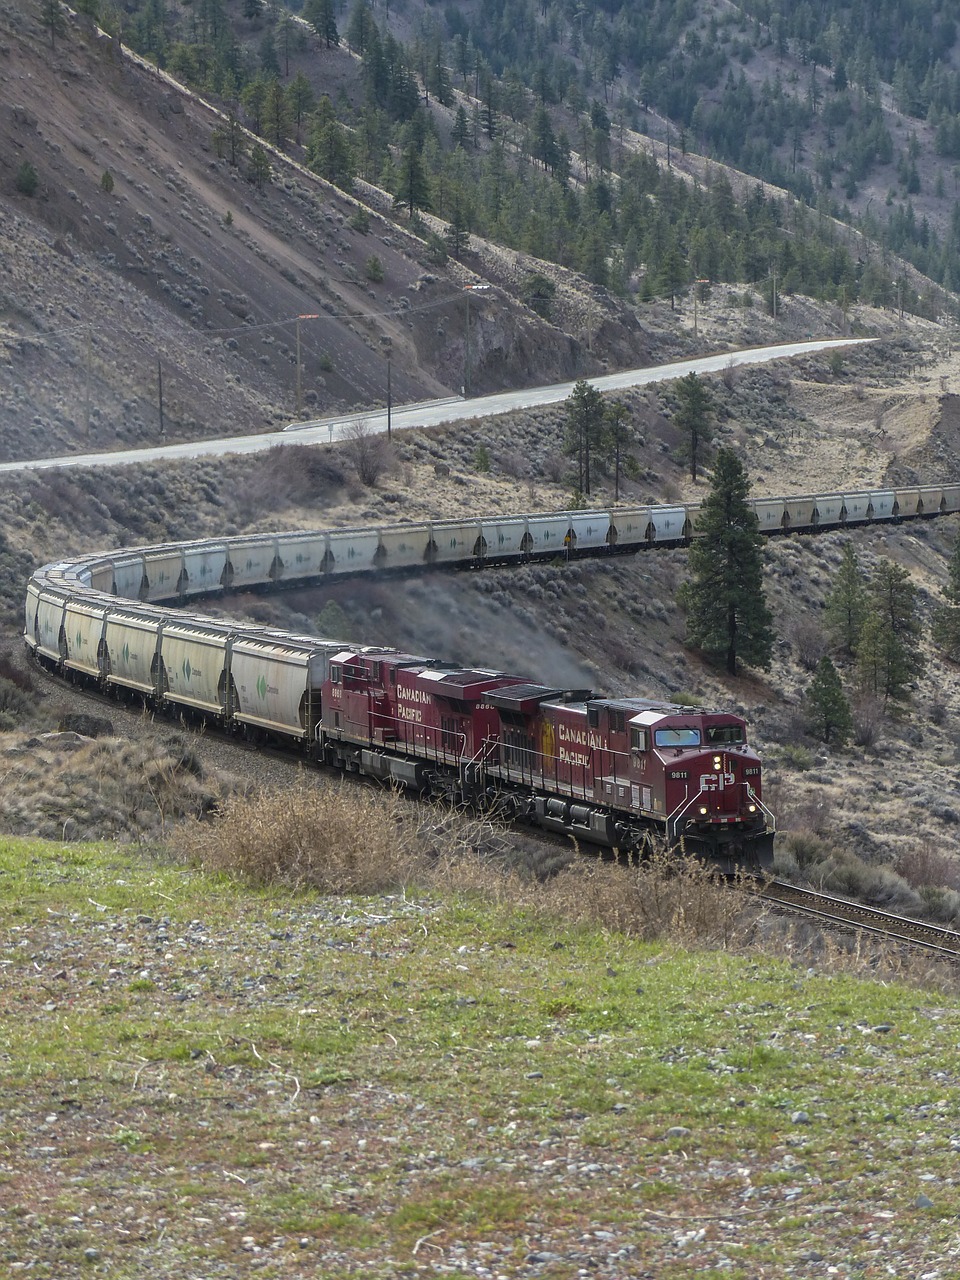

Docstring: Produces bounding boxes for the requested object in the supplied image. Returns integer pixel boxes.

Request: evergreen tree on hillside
[857,559,925,703]
[263,77,290,147]
[563,379,606,498]
[40,0,67,48]
[803,656,853,745]
[305,0,338,49]
[932,525,960,659]
[286,71,315,144]
[672,372,713,483]
[307,97,355,188]
[679,447,774,675]
[392,145,431,216]
[249,143,271,191]
[824,541,867,656]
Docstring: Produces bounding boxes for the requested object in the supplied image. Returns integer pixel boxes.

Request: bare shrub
[533,846,756,946]
[779,795,834,839]
[896,841,960,892]
[0,650,34,693]
[918,884,960,925]
[543,452,567,483]
[852,696,882,751]
[792,617,828,672]
[341,419,392,487]
[497,448,528,479]
[179,779,422,892]
[0,732,223,842]
[777,830,921,911]
[235,443,346,510]
[0,677,34,727]
[435,842,757,949]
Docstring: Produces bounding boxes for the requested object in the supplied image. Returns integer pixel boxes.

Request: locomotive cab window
[630,727,648,753]
[706,724,744,745]
[331,665,341,684]
[610,709,626,734]
[654,726,702,747]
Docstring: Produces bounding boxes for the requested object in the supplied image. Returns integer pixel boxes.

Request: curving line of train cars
[22,482,960,868]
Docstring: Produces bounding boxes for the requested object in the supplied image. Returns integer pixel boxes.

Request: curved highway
[0,338,871,475]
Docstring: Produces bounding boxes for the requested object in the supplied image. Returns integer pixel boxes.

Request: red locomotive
[321,650,774,872]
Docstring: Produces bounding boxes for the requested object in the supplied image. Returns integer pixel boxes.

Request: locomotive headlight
[748,804,757,813]
[699,805,708,815]
[713,755,722,769]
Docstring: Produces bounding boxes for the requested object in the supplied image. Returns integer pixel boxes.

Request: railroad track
[757,878,960,958]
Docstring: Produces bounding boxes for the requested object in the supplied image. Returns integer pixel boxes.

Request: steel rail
[757,879,960,958]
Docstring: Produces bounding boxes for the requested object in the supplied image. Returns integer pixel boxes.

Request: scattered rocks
[58,712,114,738]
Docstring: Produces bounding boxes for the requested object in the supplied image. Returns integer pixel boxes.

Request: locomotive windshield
[706,724,745,745]
[654,726,701,747]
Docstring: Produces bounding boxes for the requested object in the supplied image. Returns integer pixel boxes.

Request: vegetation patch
[0,832,959,1277]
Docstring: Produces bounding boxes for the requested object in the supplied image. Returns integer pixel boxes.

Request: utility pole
[463,284,490,398]
[157,357,165,438]
[771,266,778,321]
[386,351,392,441]
[296,313,320,418]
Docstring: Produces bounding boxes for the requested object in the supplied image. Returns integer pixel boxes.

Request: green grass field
[1,836,958,1278]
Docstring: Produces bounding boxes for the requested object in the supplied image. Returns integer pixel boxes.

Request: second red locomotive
[321,649,774,872]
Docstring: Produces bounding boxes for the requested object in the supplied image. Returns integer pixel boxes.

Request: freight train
[24,481,960,870]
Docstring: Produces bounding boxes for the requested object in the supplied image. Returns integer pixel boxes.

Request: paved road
[0,338,871,474]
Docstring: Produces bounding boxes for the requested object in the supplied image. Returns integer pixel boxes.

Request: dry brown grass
[511,848,756,947]
[180,784,757,946]
[0,729,225,842]
[179,777,424,892]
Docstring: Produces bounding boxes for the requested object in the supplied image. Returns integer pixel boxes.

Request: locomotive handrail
[747,784,777,834]
[667,786,707,843]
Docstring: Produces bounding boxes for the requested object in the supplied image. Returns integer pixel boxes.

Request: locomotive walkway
[0,337,870,475]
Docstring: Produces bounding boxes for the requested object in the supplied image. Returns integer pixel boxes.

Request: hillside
[1,0,653,459]
[4,0,942,466]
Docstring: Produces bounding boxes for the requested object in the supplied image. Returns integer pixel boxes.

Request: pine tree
[249,143,271,191]
[444,196,471,259]
[305,0,338,48]
[307,103,355,189]
[346,0,374,53]
[658,243,689,310]
[286,71,315,144]
[605,399,630,502]
[680,447,774,675]
[262,78,290,147]
[563,379,605,498]
[824,541,867,655]
[40,0,67,47]
[452,105,469,149]
[932,526,960,659]
[672,372,714,483]
[857,558,925,703]
[803,656,853,745]
[392,144,431,217]
[242,74,268,135]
